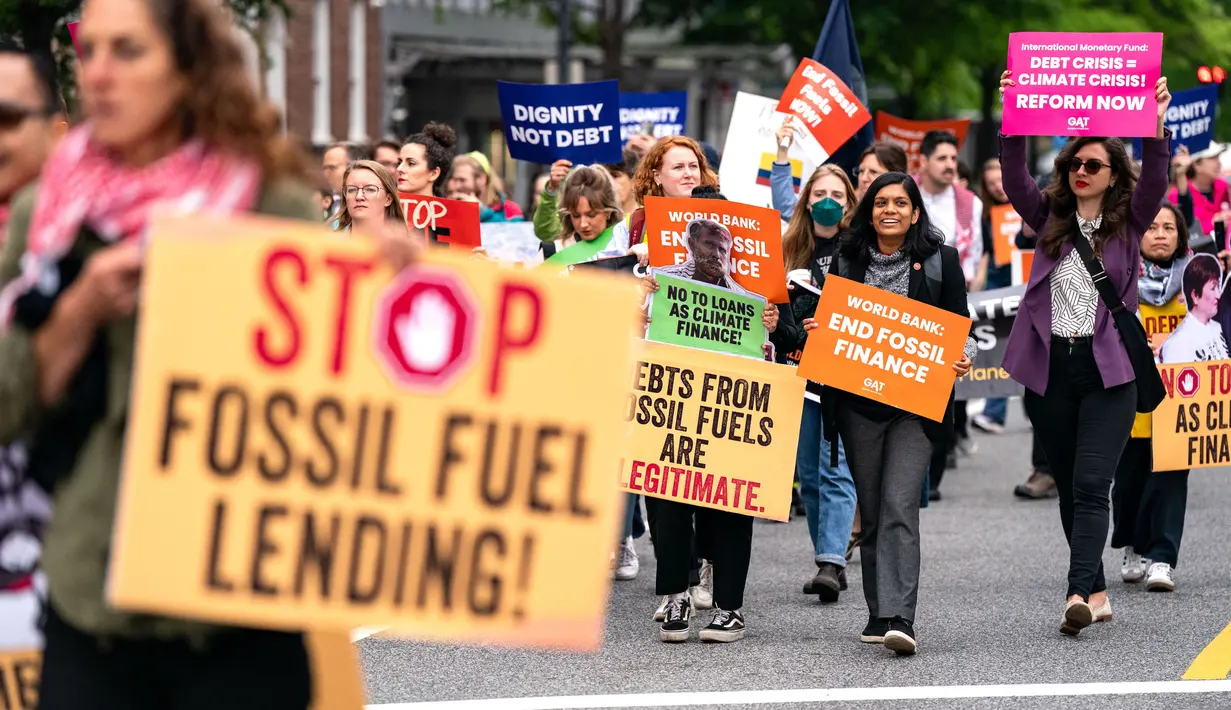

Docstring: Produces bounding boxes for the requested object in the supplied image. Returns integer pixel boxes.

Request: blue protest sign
[1131,84,1218,156]
[497,80,622,164]
[618,91,688,141]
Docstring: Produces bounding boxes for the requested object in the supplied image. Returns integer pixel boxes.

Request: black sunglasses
[1064,157,1111,175]
[0,103,58,131]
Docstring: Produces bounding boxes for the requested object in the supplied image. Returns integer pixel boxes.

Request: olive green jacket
[0,179,319,644]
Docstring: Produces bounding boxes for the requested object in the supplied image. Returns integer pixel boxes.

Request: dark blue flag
[811,0,873,174]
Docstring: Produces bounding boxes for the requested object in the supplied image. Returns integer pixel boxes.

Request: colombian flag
[756,154,803,193]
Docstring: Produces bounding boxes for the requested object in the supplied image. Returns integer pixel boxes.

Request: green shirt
[0,179,320,644]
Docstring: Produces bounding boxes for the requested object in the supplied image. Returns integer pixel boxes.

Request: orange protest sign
[873,113,971,171]
[107,213,639,652]
[1011,249,1035,286]
[398,194,482,248]
[776,59,872,158]
[796,276,971,421]
[643,196,788,303]
[1151,360,1231,471]
[990,204,1023,267]
[307,632,365,710]
[620,341,804,522]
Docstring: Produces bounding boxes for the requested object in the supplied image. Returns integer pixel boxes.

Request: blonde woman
[336,160,407,236]
[450,152,524,222]
[779,165,860,602]
[540,165,628,267]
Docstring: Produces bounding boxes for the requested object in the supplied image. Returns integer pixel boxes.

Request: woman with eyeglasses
[336,160,407,236]
[0,2,419,705]
[854,143,909,202]
[999,70,1172,636]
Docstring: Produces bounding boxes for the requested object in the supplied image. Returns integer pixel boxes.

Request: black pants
[1111,438,1189,567]
[38,606,312,710]
[654,500,752,610]
[1022,404,1051,474]
[644,496,704,586]
[1024,337,1136,600]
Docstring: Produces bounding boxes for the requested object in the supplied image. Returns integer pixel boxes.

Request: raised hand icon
[394,287,455,372]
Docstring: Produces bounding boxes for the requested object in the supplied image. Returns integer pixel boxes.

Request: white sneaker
[971,414,1005,434]
[956,437,978,456]
[1121,548,1150,583]
[613,536,639,581]
[692,560,714,610]
[1146,562,1175,592]
[653,595,670,621]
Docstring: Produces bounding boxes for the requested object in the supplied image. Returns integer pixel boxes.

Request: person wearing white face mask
[776,164,859,602]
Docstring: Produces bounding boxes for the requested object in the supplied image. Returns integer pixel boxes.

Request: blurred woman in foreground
[0,0,416,706]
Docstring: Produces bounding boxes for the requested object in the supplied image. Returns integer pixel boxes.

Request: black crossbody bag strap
[1070,233,1127,313]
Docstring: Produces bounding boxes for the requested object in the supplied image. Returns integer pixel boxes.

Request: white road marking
[366,680,1231,709]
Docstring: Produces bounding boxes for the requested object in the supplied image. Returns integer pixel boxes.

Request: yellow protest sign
[107,213,639,652]
[1151,360,1231,471]
[307,632,365,710]
[1133,297,1188,437]
[0,650,38,710]
[620,341,804,521]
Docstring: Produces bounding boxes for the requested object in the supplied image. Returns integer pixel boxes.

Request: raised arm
[998,71,1049,234]
[1129,78,1174,232]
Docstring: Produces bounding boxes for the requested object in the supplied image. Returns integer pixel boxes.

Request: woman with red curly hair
[617,135,719,260]
[0,0,417,705]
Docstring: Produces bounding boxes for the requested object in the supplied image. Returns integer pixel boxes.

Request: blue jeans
[622,494,638,539]
[796,398,857,567]
[982,397,1008,425]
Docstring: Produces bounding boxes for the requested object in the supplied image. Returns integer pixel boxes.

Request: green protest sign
[647,273,767,359]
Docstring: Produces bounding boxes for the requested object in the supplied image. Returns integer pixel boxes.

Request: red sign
[68,22,81,58]
[1178,366,1201,398]
[873,112,971,172]
[776,59,871,157]
[398,194,482,249]
[373,267,479,391]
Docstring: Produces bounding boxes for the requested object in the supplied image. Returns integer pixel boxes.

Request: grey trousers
[838,408,933,621]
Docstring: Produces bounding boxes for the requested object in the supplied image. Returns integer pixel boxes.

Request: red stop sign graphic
[1178,366,1201,398]
[373,268,480,391]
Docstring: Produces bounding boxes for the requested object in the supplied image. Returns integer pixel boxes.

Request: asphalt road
[357,404,1231,709]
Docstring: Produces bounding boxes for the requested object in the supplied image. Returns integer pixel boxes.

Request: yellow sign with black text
[1132,297,1187,438]
[619,341,804,521]
[107,214,639,651]
[0,650,38,710]
[1151,360,1231,471]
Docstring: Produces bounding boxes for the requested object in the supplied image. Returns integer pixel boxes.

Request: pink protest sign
[1003,32,1163,138]
[67,22,81,58]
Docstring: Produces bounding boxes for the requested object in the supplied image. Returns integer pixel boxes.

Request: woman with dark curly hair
[397,121,457,198]
[999,70,1172,637]
[0,0,417,705]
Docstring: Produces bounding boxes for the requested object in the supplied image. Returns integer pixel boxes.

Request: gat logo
[1067,116,1091,130]
[862,377,885,395]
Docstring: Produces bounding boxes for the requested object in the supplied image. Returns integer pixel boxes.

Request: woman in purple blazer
[998,71,1172,637]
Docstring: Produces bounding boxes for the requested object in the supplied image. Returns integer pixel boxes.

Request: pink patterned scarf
[0,125,261,328]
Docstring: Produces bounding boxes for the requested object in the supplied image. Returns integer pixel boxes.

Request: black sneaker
[659,594,692,643]
[699,608,745,643]
[883,617,917,656]
[860,616,889,643]
[806,563,841,603]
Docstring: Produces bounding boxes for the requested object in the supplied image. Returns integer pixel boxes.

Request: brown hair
[631,136,718,202]
[335,161,405,232]
[979,157,1004,222]
[150,0,309,179]
[782,165,857,271]
[1040,137,1137,259]
[858,142,908,174]
[558,165,624,240]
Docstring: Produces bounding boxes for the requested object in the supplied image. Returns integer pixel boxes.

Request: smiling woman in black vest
[807,172,975,656]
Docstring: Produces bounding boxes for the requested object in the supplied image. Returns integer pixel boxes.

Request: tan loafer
[1060,599,1094,636]
[1092,598,1113,622]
